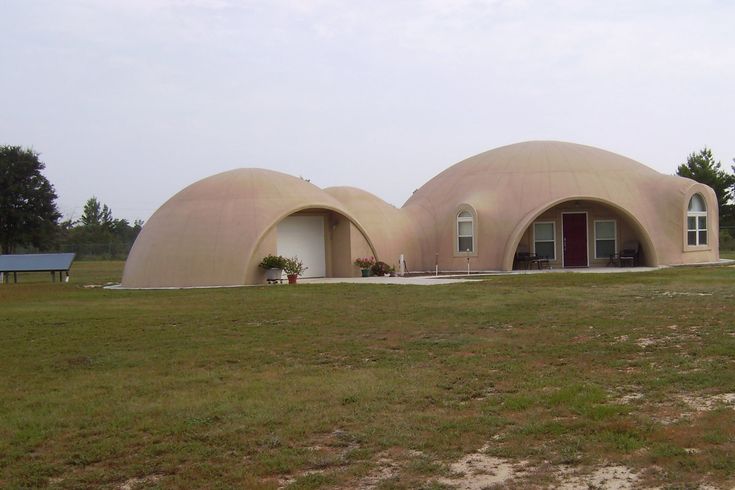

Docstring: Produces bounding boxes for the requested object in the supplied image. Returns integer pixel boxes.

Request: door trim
[561,211,589,268]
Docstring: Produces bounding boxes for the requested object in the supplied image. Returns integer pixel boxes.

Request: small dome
[122,168,360,287]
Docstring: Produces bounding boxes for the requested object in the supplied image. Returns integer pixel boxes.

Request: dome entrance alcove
[512,198,655,269]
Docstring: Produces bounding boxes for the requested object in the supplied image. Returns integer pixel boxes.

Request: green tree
[0,145,61,254]
[676,148,735,219]
[60,197,143,259]
[81,196,113,229]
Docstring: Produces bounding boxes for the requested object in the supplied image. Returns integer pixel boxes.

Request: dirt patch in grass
[657,290,713,297]
[555,464,638,489]
[645,392,735,425]
[437,444,528,488]
[354,456,401,489]
[678,393,735,412]
[436,444,641,489]
[117,474,163,490]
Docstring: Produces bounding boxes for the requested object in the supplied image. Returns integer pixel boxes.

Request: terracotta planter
[287,274,298,284]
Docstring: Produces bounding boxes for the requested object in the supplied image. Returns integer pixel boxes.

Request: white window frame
[593,220,617,260]
[532,221,556,260]
[687,194,708,247]
[456,210,475,254]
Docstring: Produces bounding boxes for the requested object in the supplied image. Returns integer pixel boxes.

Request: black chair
[515,252,532,270]
[617,241,640,267]
[514,244,534,270]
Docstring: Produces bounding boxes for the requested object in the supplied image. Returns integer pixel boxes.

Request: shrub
[259,254,286,269]
[370,261,390,276]
[283,256,308,276]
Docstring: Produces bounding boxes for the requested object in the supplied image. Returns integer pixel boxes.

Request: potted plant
[371,260,390,277]
[354,256,375,277]
[283,256,308,284]
[259,254,286,283]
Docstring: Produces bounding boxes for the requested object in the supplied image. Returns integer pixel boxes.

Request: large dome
[405,141,659,210]
[401,141,715,271]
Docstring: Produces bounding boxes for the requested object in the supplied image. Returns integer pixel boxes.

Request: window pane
[688,194,706,212]
[595,221,615,240]
[688,231,697,245]
[458,221,473,236]
[458,211,472,218]
[687,216,696,230]
[698,216,707,230]
[458,236,473,252]
[699,231,707,245]
[535,241,555,259]
[596,239,615,258]
[534,223,554,241]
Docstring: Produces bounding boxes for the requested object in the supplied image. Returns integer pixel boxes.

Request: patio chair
[533,254,551,269]
[514,244,534,270]
[618,241,640,267]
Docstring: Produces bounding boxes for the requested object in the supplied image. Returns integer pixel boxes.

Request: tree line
[0,146,142,258]
[1,144,735,258]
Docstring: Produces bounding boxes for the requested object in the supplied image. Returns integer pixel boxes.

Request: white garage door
[277,215,326,278]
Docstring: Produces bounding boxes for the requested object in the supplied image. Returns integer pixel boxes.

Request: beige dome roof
[402,141,716,270]
[324,186,425,266]
[406,141,658,209]
[122,168,373,287]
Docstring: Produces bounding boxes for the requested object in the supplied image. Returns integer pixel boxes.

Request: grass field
[2,260,735,489]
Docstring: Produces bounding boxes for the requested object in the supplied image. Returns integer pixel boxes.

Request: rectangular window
[688,214,707,246]
[533,222,555,260]
[458,236,473,252]
[594,220,617,259]
[457,214,474,253]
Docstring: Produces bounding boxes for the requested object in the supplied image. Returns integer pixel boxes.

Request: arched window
[687,194,707,246]
[457,211,474,253]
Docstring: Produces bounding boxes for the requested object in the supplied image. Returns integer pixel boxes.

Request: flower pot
[265,268,282,282]
[361,268,370,277]
[287,274,298,284]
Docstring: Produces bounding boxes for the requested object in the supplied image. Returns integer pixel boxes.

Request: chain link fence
[19,241,136,260]
[721,226,735,251]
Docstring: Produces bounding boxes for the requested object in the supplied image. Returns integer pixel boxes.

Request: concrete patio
[297,260,733,286]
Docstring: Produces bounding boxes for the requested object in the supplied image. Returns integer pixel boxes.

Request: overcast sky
[2,0,734,222]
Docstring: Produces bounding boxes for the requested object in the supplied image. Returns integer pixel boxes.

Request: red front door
[563,213,588,267]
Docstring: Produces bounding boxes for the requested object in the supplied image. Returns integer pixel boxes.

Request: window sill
[683,245,711,252]
[453,252,479,258]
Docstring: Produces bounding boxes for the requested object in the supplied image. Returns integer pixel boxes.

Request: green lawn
[1,261,734,488]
